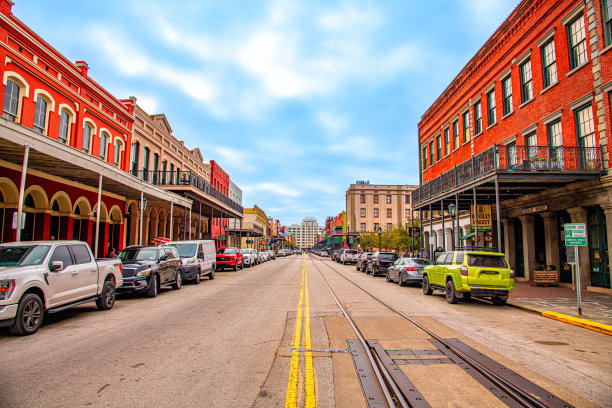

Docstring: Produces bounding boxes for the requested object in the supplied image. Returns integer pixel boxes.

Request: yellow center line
[304,260,316,407]
[285,263,305,407]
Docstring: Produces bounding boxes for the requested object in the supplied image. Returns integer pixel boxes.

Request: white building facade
[286,217,324,249]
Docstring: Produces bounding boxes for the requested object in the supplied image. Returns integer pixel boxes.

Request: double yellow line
[285,260,316,407]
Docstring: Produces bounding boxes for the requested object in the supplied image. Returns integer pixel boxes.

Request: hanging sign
[522,205,548,215]
[12,212,26,230]
[470,205,492,232]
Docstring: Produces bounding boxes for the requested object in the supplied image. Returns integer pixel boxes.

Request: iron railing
[412,144,603,206]
[134,170,243,214]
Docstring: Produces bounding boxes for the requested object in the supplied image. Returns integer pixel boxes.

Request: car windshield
[0,245,51,266]
[217,248,236,254]
[379,253,398,261]
[345,250,357,254]
[468,254,508,268]
[171,243,197,258]
[408,258,431,266]
[119,248,158,261]
[240,249,250,254]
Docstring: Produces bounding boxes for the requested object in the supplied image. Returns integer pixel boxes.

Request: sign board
[217,236,227,241]
[522,204,548,215]
[566,246,576,264]
[246,240,253,244]
[429,236,435,245]
[410,227,421,237]
[564,224,587,246]
[470,205,492,232]
[12,212,26,230]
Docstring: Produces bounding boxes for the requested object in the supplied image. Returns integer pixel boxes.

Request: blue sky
[18,0,518,226]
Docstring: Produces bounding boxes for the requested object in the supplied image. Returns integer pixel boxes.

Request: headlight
[184,259,196,265]
[136,269,152,277]
[0,280,16,300]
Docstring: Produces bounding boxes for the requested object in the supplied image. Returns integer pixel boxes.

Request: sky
[17,0,519,226]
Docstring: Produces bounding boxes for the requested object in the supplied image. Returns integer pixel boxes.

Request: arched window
[58,109,70,144]
[99,133,108,160]
[83,124,92,153]
[114,139,123,167]
[3,79,20,121]
[33,96,47,134]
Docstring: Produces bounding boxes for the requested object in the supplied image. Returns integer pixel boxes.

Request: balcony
[133,170,243,214]
[412,144,604,207]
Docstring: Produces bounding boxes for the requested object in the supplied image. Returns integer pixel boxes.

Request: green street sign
[564,223,587,246]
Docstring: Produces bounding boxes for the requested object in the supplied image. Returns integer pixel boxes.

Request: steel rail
[309,260,408,408]
[312,256,564,408]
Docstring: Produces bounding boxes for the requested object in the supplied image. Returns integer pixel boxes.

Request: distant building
[286,217,324,249]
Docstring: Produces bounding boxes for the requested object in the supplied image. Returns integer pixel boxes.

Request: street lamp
[448,203,456,250]
[347,225,350,249]
[377,226,382,251]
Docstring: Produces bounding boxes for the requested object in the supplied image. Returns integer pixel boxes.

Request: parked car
[332,250,341,262]
[0,241,123,335]
[277,249,289,257]
[386,257,431,286]
[253,250,261,264]
[340,249,359,265]
[169,240,216,283]
[240,248,256,267]
[267,250,276,260]
[367,252,398,276]
[118,245,183,297]
[422,250,514,305]
[320,250,329,257]
[356,252,373,272]
[216,247,243,271]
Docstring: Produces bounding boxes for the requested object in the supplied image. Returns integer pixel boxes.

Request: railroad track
[308,255,574,408]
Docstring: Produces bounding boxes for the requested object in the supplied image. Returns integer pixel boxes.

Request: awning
[460,233,475,239]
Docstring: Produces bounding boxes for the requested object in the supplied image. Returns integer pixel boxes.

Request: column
[567,207,590,288]
[150,214,159,242]
[444,227,453,251]
[86,219,93,249]
[502,219,516,270]
[66,216,75,240]
[119,222,126,251]
[41,213,51,240]
[142,215,151,245]
[541,212,560,271]
[519,214,535,280]
[601,203,612,293]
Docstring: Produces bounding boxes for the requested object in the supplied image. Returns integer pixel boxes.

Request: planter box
[534,270,559,286]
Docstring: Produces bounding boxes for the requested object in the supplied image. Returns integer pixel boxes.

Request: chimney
[0,0,14,16]
[75,61,89,78]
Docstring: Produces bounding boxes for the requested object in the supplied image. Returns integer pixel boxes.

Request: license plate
[480,270,499,274]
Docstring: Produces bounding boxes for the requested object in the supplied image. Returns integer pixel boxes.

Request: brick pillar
[143,216,150,245]
[42,212,51,240]
[567,207,591,288]
[66,216,74,240]
[519,214,535,280]
[119,222,125,251]
[502,218,516,270]
[541,212,560,271]
[86,219,93,248]
[601,203,612,293]
[102,222,110,257]
[150,214,159,242]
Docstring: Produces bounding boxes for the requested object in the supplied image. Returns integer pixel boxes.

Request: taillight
[510,269,515,278]
[460,266,468,276]
[406,267,417,271]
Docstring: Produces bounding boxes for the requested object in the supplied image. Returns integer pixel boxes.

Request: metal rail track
[308,256,573,408]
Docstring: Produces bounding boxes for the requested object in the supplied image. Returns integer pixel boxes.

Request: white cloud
[243,182,302,198]
[317,4,382,32]
[316,111,348,135]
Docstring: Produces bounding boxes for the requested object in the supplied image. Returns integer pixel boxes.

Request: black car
[366,252,398,277]
[117,245,183,297]
[356,252,373,272]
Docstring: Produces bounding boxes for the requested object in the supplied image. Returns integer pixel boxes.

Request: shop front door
[588,207,610,288]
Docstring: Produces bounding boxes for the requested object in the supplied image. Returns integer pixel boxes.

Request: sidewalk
[508,281,612,332]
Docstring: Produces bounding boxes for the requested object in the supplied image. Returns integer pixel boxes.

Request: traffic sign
[564,223,587,246]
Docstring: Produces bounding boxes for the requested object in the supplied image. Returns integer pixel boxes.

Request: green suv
[422,250,514,305]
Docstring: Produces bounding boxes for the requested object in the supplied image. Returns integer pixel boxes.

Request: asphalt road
[1,255,610,407]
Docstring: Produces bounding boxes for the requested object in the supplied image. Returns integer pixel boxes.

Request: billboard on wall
[470,205,492,232]
[279,226,285,237]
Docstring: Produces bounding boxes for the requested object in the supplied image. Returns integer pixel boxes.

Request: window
[33,96,47,134]
[405,209,409,217]
[360,208,365,217]
[360,223,366,231]
[386,195,391,204]
[360,194,365,203]
[486,90,496,127]
[444,127,450,155]
[507,141,517,167]
[374,208,379,217]
[143,147,150,181]
[83,124,92,153]
[373,195,379,203]
[374,223,379,230]
[453,120,459,149]
[152,153,159,183]
[568,14,587,69]
[548,120,563,162]
[422,146,427,170]
[99,133,108,159]
[114,140,122,166]
[604,0,612,46]
[519,59,533,102]
[58,110,69,144]
[49,245,73,268]
[2,79,19,121]
[575,104,596,148]
[525,132,537,159]
[131,142,139,176]
[429,140,434,165]
[386,209,392,217]
[405,195,410,204]
[436,134,441,161]
[72,245,92,264]
[462,111,470,143]
[161,160,167,184]
[541,39,557,88]
[387,223,392,230]
[502,76,513,115]
[474,101,482,134]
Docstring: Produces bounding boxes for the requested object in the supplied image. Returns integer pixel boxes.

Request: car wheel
[96,280,116,310]
[233,263,237,271]
[194,268,201,285]
[398,272,406,287]
[172,270,182,290]
[422,275,433,295]
[209,267,215,280]
[356,264,359,271]
[385,271,391,282]
[240,262,244,270]
[9,293,44,336]
[445,280,459,304]
[147,274,159,298]
[492,296,506,306]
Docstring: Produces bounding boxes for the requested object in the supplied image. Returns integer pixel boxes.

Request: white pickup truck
[0,240,123,335]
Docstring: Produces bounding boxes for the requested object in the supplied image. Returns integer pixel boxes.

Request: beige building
[286,217,324,249]
[346,182,418,233]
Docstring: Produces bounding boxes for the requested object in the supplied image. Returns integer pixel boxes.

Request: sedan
[386,257,431,286]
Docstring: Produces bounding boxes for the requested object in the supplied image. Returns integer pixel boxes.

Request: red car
[216,247,243,271]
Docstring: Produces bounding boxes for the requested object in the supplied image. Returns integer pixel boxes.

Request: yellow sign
[471,205,492,232]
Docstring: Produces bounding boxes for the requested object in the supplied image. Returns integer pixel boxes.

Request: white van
[169,240,216,283]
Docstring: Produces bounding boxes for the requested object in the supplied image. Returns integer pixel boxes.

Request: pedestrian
[402,251,409,257]
[108,247,117,258]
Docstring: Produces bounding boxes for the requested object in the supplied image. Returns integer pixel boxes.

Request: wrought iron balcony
[412,144,604,206]
[134,170,243,214]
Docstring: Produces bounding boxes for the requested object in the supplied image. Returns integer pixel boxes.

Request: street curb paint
[542,311,612,336]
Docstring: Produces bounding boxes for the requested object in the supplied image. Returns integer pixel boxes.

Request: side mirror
[198,252,204,259]
[49,261,64,272]
[159,255,168,261]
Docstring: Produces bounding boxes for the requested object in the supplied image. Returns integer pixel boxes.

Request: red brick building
[209,160,230,247]
[414,0,611,291]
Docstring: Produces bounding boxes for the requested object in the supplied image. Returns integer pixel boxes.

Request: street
[1,255,610,407]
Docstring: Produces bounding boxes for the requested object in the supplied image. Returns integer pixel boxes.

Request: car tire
[209,267,215,280]
[398,272,406,287]
[233,263,237,271]
[147,274,159,298]
[422,275,433,295]
[172,270,182,290]
[240,262,244,270]
[96,280,116,310]
[356,264,359,271]
[445,280,459,304]
[9,293,44,336]
[385,272,391,282]
[492,296,506,306]
[194,268,201,285]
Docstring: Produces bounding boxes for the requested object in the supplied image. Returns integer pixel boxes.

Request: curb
[542,311,612,336]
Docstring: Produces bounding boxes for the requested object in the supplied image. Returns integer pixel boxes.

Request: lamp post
[377,226,382,252]
[448,203,456,250]
[347,225,350,249]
